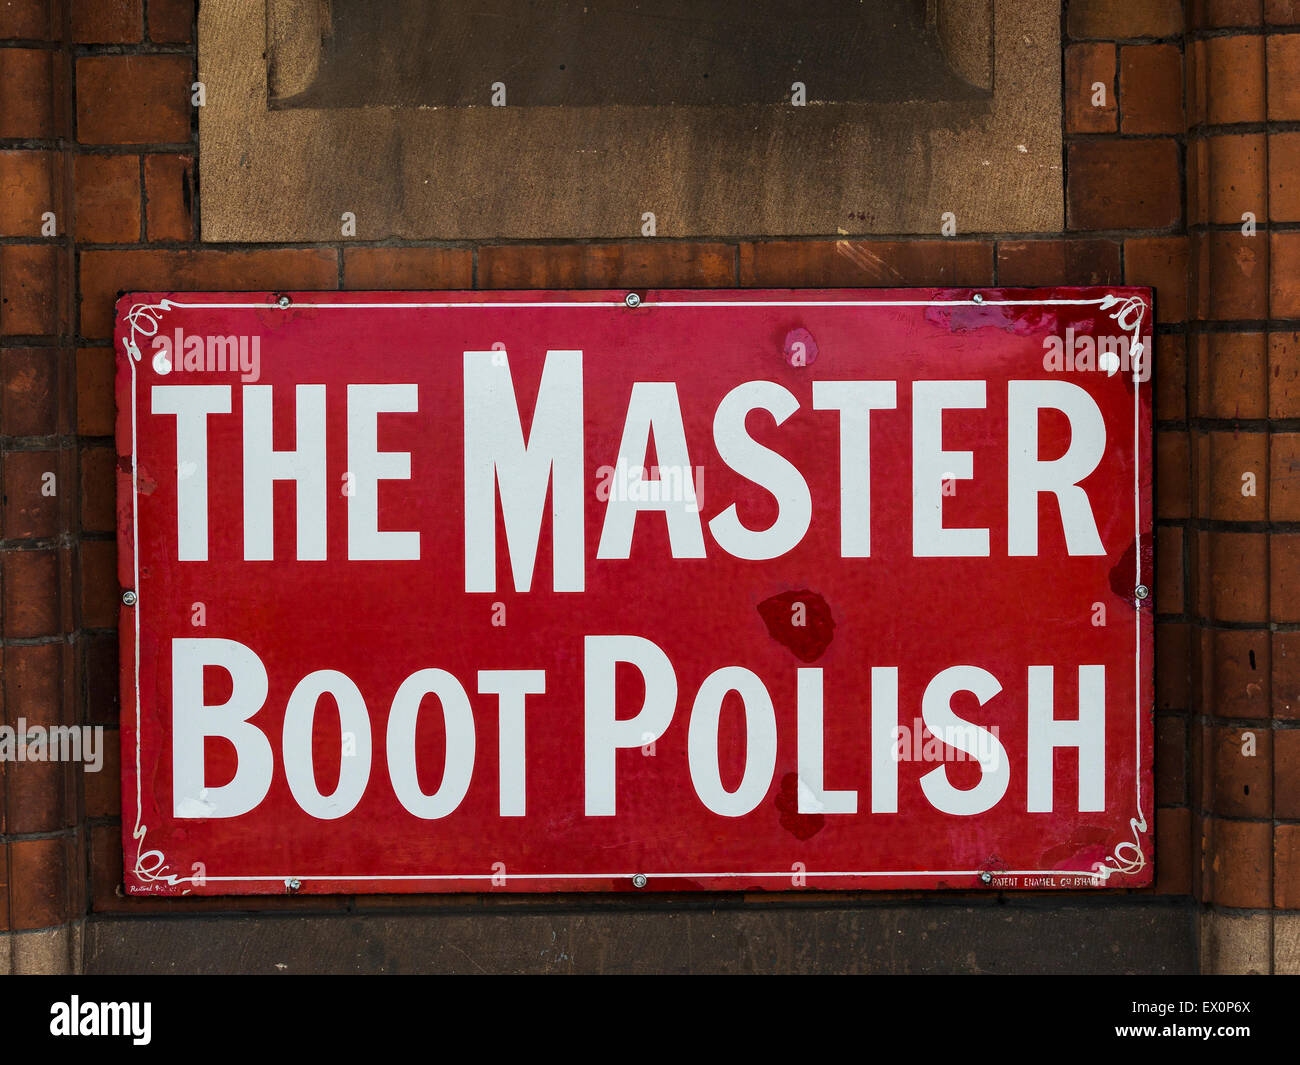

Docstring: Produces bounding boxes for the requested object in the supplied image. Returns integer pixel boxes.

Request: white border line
[122,293,1149,891]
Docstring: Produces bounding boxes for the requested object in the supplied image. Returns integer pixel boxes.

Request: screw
[286,877,301,891]
[980,871,993,884]
[624,292,641,308]
[276,294,291,309]
[121,589,138,607]
[632,873,648,888]
[972,293,985,304]
[1135,584,1150,600]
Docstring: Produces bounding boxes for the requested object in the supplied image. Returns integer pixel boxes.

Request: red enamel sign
[115,288,1154,896]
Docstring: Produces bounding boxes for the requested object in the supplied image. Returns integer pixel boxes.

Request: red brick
[76,347,114,435]
[1120,44,1184,134]
[1271,231,1300,317]
[2,549,59,636]
[1188,137,1207,225]
[84,732,120,817]
[995,239,1120,286]
[1268,0,1300,22]
[1067,140,1181,231]
[1205,0,1265,25]
[1156,716,1187,805]
[1271,332,1300,417]
[1204,532,1268,622]
[0,0,56,38]
[1195,332,1267,419]
[0,48,57,139]
[89,823,125,911]
[148,0,193,43]
[9,837,71,929]
[6,758,75,834]
[1203,134,1266,226]
[1273,434,1300,523]
[1205,817,1272,907]
[78,248,338,337]
[343,246,473,289]
[143,153,192,242]
[80,445,115,533]
[74,154,140,243]
[70,0,141,42]
[1206,628,1271,719]
[1268,439,1300,538]
[1157,621,1191,709]
[2,449,60,538]
[1154,807,1191,895]
[1065,44,1117,133]
[1199,36,1267,125]
[1192,0,1265,25]
[67,829,88,919]
[1068,0,1184,37]
[1157,431,1190,518]
[1124,237,1188,323]
[1192,533,1211,626]
[480,242,734,288]
[1268,34,1300,120]
[1155,333,1186,422]
[4,642,61,726]
[4,656,76,834]
[1271,535,1300,623]
[1211,726,1271,817]
[0,149,57,238]
[1186,35,1209,128]
[1276,730,1300,817]
[1277,824,1300,908]
[79,539,117,628]
[738,241,992,287]
[1269,132,1300,222]
[1156,526,1184,613]
[83,631,119,726]
[76,55,192,145]
[1276,631,1300,719]
[3,347,63,436]
[1202,430,1267,521]
[1,244,61,334]
[1189,714,1208,795]
[1192,231,1268,321]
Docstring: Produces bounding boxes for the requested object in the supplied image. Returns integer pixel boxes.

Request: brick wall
[1179,0,1300,974]
[0,0,1293,973]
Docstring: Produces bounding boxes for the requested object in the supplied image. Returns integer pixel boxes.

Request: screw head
[1135,584,1150,600]
[632,873,648,888]
[979,871,993,884]
[121,589,138,607]
[972,293,985,304]
[286,877,301,891]
[624,292,642,308]
[276,294,292,309]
